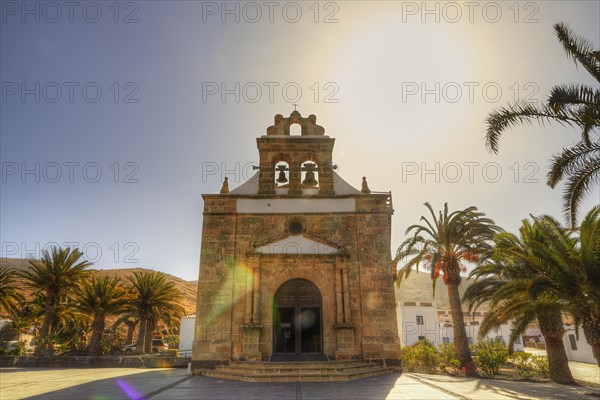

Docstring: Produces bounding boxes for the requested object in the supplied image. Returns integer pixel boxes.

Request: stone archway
[273,278,323,355]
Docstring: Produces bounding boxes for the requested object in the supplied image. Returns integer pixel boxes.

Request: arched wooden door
[273,279,323,354]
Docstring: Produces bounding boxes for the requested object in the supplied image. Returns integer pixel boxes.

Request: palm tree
[464,220,576,384]
[127,271,183,354]
[485,22,600,226]
[73,275,130,356]
[19,247,91,355]
[0,268,24,317]
[394,202,501,376]
[527,207,600,366]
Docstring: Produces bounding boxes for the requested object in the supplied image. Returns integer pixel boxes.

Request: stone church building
[192,111,401,369]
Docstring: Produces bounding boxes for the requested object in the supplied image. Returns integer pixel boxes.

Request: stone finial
[361,177,371,194]
[220,177,229,194]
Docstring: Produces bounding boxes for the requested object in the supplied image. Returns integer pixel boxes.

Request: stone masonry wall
[193,193,401,363]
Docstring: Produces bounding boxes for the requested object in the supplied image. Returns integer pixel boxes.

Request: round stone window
[288,221,303,235]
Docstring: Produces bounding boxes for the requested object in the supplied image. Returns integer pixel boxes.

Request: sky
[1,1,599,281]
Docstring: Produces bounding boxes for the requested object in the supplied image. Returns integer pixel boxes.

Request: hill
[0,258,198,316]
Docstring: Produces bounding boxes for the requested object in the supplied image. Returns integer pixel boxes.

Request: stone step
[228,359,375,366]
[204,366,394,382]
[228,359,371,367]
[220,362,377,374]
[200,360,395,382]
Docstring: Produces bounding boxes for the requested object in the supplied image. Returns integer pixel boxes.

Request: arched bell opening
[274,161,290,194]
[301,161,319,195]
[289,123,302,136]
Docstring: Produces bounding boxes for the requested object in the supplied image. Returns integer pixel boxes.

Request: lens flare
[117,379,143,400]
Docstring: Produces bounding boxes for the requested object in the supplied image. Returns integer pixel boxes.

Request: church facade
[192,111,401,368]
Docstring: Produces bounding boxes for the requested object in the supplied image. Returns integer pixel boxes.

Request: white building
[562,326,596,364]
[397,300,523,351]
[178,315,195,357]
[394,273,520,352]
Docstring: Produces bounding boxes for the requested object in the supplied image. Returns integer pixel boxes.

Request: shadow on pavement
[22,368,188,400]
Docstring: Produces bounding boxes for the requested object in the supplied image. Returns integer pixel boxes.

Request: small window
[568,334,578,351]
[468,337,473,344]
[418,336,426,341]
[416,315,424,325]
[442,337,450,343]
[288,221,303,235]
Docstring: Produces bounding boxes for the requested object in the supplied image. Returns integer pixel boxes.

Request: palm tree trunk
[125,320,138,345]
[447,283,477,376]
[538,313,575,384]
[582,315,600,367]
[144,326,153,353]
[144,316,157,353]
[134,318,147,354]
[34,302,55,356]
[88,317,105,356]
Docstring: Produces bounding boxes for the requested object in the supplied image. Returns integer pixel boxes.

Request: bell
[276,170,288,184]
[302,170,318,187]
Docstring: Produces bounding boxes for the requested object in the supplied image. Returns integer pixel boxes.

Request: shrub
[163,335,180,350]
[402,339,440,373]
[530,355,550,378]
[437,342,461,374]
[13,340,28,356]
[471,338,509,378]
[509,352,531,368]
[509,352,534,378]
[101,326,126,355]
[509,352,550,379]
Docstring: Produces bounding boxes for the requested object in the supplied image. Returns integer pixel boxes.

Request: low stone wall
[0,356,190,369]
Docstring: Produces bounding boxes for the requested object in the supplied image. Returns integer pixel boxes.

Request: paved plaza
[1,367,598,400]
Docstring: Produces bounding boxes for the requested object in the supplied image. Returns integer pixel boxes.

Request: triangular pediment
[253,234,340,256]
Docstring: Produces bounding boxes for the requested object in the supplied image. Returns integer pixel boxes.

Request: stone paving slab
[406,373,598,400]
[0,367,186,400]
[296,374,457,400]
[1,367,599,400]
[569,360,600,385]
[154,373,457,400]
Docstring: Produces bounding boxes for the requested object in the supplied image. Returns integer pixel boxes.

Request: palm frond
[485,103,579,153]
[562,157,600,227]
[554,22,600,82]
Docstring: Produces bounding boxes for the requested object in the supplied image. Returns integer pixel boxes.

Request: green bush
[13,340,28,356]
[471,338,509,378]
[509,352,534,378]
[101,326,126,355]
[437,342,461,374]
[402,339,440,373]
[163,335,180,350]
[509,352,550,379]
[530,355,550,378]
